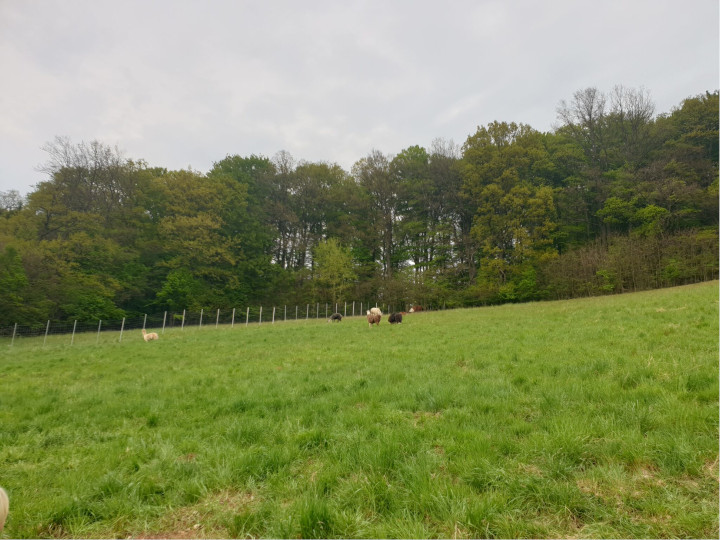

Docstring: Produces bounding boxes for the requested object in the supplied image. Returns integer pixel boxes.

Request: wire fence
[1,300,432,348]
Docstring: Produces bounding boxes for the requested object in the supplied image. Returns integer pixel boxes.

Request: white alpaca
[0,487,8,533]
[369,307,382,316]
[142,329,159,342]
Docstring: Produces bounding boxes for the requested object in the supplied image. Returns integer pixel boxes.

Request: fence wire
[1,300,432,347]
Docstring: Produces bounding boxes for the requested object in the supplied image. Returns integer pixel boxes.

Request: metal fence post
[71,320,77,345]
[119,317,125,342]
[44,320,50,346]
[11,323,17,347]
[162,311,167,334]
[216,308,220,329]
[97,320,102,344]
[199,309,204,328]
[182,309,186,330]
[231,308,236,328]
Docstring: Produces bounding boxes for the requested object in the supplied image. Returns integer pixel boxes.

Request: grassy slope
[0,282,718,538]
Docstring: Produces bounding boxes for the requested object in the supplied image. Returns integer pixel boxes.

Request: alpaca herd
[138,305,422,338]
[364,307,408,327]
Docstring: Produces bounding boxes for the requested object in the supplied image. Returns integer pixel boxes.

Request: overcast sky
[1,0,717,196]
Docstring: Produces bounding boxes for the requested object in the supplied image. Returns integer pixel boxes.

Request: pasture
[0,282,718,538]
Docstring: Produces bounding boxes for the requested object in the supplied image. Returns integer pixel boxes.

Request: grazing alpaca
[0,486,8,533]
[366,310,381,327]
[409,305,423,313]
[388,312,403,324]
[142,329,159,342]
[328,313,343,322]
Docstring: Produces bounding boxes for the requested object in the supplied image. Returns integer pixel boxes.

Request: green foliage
[461,122,559,302]
[313,238,357,305]
[353,150,400,279]
[0,246,32,324]
[633,204,670,236]
[56,279,125,321]
[0,89,717,319]
[540,228,719,298]
[597,196,636,228]
[155,268,203,311]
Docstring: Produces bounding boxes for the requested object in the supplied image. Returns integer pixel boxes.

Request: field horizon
[1,282,718,538]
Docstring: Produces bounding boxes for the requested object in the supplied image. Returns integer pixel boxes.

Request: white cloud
[0,0,717,195]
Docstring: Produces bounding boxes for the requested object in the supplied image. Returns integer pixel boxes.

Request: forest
[0,86,717,325]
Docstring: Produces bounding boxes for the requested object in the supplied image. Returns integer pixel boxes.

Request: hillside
[1,282,717,538]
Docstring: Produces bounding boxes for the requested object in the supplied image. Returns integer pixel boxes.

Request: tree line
[0,87,717,325]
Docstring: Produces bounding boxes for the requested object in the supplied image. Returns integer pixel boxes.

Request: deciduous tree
[313,238,356,305]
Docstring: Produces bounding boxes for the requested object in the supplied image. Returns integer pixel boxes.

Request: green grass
[1,282,718,538]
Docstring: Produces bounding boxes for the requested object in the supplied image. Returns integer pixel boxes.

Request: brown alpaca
[366,310,381,327]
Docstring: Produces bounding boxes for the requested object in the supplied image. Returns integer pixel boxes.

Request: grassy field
[0,282,718,539]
